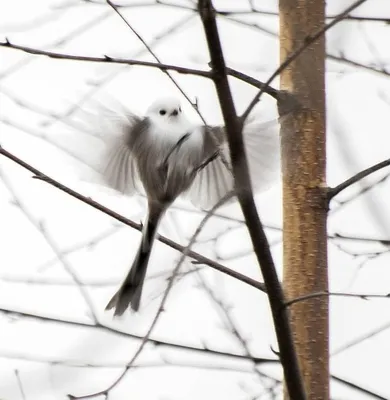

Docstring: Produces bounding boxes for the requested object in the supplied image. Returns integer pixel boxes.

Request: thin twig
[328,53,390,77]
[0,274,120,287]
[332,319,390,356]
[43,12,197,126]
[0,168,99,322]
[36,225,122,272]
[328,158,390,200]
[284,291,390,308]
[106,0,208,124]
[15,370,27,400]
[226,67,280,100]
[2,352,276,372]
[332,376,388,400]
[330,232,390,246]
[227,67,303,116]
[194,272,278,390]
[0,306,275,365]
[240,0,368,123]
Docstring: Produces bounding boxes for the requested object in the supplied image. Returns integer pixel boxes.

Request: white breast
[149,120,203,151]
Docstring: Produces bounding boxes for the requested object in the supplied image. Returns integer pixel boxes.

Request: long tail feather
[105,204,165,315]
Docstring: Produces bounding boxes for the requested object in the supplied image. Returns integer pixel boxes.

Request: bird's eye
[159,110,166,115]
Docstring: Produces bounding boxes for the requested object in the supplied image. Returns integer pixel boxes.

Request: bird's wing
[87,101,148,195]
[186,118,280,209]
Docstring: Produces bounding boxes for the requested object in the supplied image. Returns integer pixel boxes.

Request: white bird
[92,96,280,315]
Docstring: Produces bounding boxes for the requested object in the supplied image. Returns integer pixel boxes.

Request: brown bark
[279,1,329,399]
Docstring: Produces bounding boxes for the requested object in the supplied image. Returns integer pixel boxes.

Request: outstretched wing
[83,99,148,195]
[186,117,280,209]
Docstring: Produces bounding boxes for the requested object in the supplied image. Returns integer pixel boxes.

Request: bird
[93,96,280,316]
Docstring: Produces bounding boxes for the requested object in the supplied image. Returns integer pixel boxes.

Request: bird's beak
[170,109,179,117]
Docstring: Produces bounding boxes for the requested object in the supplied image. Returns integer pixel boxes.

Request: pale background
[0,0,390,399]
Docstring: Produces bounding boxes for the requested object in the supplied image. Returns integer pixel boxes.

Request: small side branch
[284,291,390,308]
[328,158,390,200]
[15,370,26,400]
[226,67,302,117]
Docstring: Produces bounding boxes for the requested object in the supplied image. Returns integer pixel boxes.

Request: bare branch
[332,376,388,400]
[332,319,390,356]
[328,53,390,77]
[227,67,303,117]
[226,67,280,100]
[2,352,273,373]
[0,39,211,77]
[15,370,27,400]
[284,291,390,308]
[330,232,390,246]
[338,16,390,22]
[328,158,390,200]
[331,172,390,212]
[35,226,122,272]
[198,1,306,399]
[0,274,119,287]
[0,306,277,365]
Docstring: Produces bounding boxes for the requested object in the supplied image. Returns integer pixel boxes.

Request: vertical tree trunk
[279,1,329,399]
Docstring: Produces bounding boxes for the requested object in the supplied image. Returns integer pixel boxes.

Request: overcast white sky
[1,0,390,399]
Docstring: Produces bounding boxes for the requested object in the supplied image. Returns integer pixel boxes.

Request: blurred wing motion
[186,118,281,209]
[80,99,147,195]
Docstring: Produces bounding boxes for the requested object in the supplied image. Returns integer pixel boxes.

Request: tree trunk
[279,1,329,399]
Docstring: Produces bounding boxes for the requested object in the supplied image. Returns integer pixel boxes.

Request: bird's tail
[105,204,165,316]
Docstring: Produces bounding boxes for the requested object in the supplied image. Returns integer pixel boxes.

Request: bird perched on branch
[92,96,279,316]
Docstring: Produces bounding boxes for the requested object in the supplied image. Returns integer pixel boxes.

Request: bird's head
[146,96,189,133]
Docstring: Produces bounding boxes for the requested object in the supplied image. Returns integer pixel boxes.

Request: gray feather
[185,118,280,209]
[100,118,149,195]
